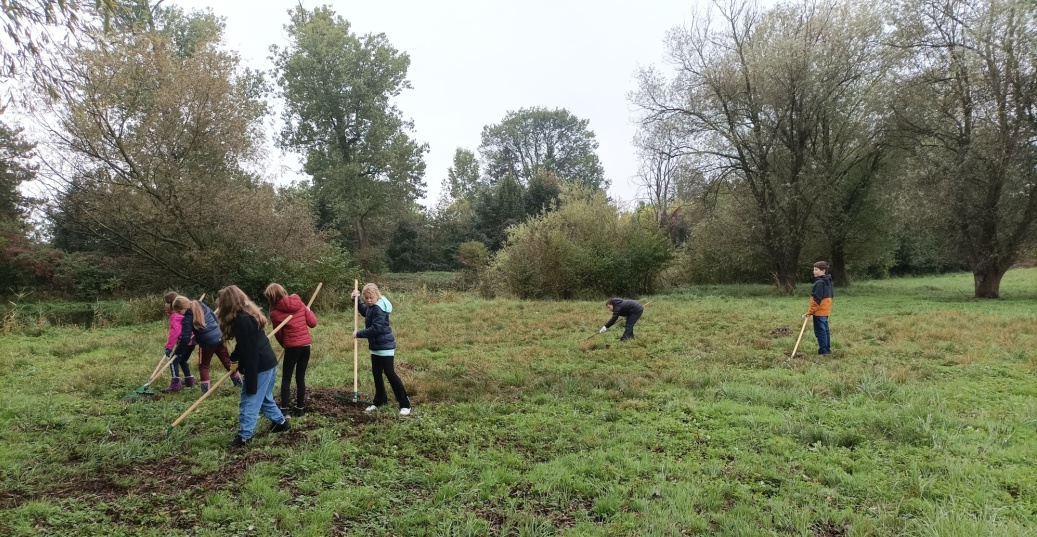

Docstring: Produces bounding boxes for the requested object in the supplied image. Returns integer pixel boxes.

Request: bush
[493,188,673,298]
[232,245,360,303]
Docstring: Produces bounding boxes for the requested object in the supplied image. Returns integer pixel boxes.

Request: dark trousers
[170,344,195,377]
[621,311,642,341]
[371,354,410,409]
[280,345,311,408]
[813,316,831,354]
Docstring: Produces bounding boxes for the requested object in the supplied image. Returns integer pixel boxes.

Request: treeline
[1,0,1036,300]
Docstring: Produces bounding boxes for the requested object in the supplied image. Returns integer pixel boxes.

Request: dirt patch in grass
[1,387,379,512]
[812,520,847,537]
[770,326,793,337]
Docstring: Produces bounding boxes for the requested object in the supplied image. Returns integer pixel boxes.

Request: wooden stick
[148,352,169,381]
[791,315,810,358]
[353,279,359,397]
[168,315,293,430]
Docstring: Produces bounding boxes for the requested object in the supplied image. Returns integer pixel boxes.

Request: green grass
[2,270,1037,535]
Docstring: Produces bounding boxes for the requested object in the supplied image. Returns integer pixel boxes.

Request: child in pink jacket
[162,292,196,392]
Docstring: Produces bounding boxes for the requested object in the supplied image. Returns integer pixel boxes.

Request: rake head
[335,391,374,406]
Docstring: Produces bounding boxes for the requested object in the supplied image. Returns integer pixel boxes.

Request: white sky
[166,0,707,208]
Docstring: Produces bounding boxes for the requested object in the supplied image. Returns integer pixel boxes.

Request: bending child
[171,296,241,393]
[161,292,196,392]
[217,285,289,447]
[600,298,644,341]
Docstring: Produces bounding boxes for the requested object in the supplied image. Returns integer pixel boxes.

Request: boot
[184,375,196,388]
[200,381,210,394]
[161,377,182,393]
[292,406,305,417]
[231,374,243,388]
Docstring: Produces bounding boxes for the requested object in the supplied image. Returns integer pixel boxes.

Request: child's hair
[216,285,267,339]
[361,283,381,300]
[163,291,178,307]
[813,261,830,273]
[264,283,287,308]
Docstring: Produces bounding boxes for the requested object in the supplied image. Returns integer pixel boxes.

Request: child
[352,283,411,416]
[804,261,833,355]
[265,283,318,416]
[216,285,289,447]
[161,292,196,392]
[171,296,242,394]
[600,298,644,341]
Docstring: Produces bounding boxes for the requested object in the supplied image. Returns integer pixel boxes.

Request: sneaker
[271,419,291,433]
[365,405,377,412]
[399,408,411,416]
[292,406,306,417]
[228,435,249,448]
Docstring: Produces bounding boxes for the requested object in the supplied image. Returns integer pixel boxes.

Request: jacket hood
[274,294,304,314]
[608,298,624,307]
[375,296,392,313]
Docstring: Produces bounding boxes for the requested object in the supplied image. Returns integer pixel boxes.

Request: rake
[337,279,373,406]
[166,314,293,437]
[126,293,206,399]
[789,315,810,359]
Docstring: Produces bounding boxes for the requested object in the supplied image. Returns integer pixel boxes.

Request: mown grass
[2,270,1037,536]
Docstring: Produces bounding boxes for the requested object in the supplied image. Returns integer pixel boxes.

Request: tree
[634,0,892,293]
[479,107,607,190]
[0,120,34,222]
[633,116,694,229]
[446,148,481,199]
[473,174,526,251]
[39,6,324,290]
[893,0,1037,298]
[272,5,427,254]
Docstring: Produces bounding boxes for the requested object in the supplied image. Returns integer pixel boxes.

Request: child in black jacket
[216,285,289,447]
[600,298,644,341]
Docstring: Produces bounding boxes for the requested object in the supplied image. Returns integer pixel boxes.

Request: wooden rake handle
[168,315,293,430]
[791,315,810,358]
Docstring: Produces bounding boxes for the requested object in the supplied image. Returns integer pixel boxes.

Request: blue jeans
[237,367,285,440]
[813,316,831,354]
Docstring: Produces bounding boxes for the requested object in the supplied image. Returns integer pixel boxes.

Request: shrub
[493,187,673,298]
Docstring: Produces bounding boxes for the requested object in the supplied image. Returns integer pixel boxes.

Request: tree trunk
[829,243,849,287]
[973,266,1006,299]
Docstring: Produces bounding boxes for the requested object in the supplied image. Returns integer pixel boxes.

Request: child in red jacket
[265,283,318,416]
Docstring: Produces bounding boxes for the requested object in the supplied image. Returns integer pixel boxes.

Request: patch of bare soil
[2,387,379,512]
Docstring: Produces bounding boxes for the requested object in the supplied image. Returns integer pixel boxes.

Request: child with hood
[352,283,411,416]
[265,283,318,416]
[600,298,644,341]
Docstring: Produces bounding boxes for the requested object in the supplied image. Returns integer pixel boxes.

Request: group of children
[156,261,832,448]
[160,282,411,447]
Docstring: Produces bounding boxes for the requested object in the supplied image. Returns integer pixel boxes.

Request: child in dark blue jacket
[172,296,242,393]
[352,283,411,416]
[600,298,644,341]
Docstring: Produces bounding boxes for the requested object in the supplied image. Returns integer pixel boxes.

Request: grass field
[2,270,1037,536]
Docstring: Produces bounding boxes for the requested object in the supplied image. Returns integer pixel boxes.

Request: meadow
[1,270,1037,536]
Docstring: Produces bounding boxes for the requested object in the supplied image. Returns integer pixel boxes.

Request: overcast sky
[166,0,706,208]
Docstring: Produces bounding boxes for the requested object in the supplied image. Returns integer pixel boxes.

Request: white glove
[599,326,607,334]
